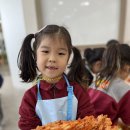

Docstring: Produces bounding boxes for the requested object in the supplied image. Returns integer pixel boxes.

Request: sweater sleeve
[18,88,42,130]
[73,83,95,119]
[118,91,130,126]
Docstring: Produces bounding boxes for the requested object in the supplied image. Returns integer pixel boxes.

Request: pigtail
[96,44,121,86]
[17,34,37,82]
[67,47,89,88]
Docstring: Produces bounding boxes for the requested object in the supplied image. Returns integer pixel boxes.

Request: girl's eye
[42,50,49,53]
[59,52,65,55]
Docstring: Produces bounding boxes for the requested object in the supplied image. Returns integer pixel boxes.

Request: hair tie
[34,33,35,38]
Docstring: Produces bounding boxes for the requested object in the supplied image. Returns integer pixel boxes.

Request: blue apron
[35,75,78,125]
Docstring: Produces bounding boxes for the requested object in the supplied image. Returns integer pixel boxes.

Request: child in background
[17,25,95,130]
[88,43,130,128]
[84,47,105,85]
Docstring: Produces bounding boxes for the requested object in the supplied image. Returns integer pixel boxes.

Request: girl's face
[119,64,130,80]
[36,36,69,79]
[92,61,102,74]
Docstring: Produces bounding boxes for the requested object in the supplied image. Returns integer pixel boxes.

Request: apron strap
[67,85,73,120]
[64,74,71,87]
[64,75,74,120]
[37,80,42,100]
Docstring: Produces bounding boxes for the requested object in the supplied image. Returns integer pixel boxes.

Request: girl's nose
[48,55,56,63]
[49,59,56,63]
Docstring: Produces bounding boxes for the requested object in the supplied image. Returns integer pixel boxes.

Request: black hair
[119,44,130,66]
[67,47,89,88]
[106,39,119,47]
[84,47,105,69]
[96,43,130,87]
[17,25,86,84]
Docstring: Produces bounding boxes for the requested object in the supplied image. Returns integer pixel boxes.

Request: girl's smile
[46,66,58,70]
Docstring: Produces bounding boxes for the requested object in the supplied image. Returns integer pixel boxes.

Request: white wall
[22,0,38,34]
[124,0,130,44]
[39,0,120,46]
[0,0,37,88]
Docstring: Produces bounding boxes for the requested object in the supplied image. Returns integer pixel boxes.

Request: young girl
[88,43,130,128]
[17,25,95,130]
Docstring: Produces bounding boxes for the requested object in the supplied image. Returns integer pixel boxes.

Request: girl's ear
[67,50,74,65]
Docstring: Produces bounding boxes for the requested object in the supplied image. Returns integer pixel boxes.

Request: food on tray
[33,115,120,130]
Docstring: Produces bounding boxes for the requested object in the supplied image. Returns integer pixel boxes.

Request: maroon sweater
[18,78,95,130]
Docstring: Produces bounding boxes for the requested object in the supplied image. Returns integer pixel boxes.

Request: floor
[0,64,26,130]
